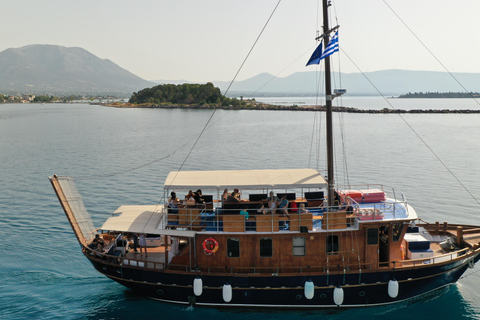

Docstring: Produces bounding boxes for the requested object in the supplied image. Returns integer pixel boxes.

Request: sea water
[1,101,480,319]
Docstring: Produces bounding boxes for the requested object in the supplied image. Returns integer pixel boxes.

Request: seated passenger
[239,208,249,220]
[194,189,206,209]
[232,189,241,200]
[265,191,278,214]
[278,195,290,218]
[88,234,104,250]
[168,191,180,213]
[221,189,229,202]
[186,190,195,202]
[226,193,240,202]
[298,203,310,214]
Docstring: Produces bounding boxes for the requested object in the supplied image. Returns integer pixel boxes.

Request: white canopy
[100,205,196,237]
[164,168,327,191]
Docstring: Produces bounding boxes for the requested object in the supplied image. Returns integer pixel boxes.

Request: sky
[2,0,480,82]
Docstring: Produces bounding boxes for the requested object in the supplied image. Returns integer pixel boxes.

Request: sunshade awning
[100,205,196,237]
[164,168,327,190]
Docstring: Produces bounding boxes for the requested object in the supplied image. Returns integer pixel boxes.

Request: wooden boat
[50,0,480,308]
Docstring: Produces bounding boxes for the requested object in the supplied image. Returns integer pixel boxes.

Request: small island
[101,83,480,114]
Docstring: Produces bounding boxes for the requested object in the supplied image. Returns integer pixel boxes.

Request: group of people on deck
[257,191,291,218]
[167,188,316,219]
[168,189,207,213]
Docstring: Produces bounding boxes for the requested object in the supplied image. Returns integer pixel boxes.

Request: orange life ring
[202,237,219,255]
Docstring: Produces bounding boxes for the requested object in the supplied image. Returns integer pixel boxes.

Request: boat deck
[124,245,167,264]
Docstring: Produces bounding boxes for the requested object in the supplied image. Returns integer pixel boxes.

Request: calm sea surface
[2,99,480,319]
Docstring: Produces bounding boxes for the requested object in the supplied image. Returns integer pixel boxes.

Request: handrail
[166,203,409,233]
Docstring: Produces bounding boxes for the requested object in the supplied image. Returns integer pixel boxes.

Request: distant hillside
[156,70,480,97]
[0,44,156,96]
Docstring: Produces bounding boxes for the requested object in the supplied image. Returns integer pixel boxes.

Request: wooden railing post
[443,222,448,232]
[457,226,464,246]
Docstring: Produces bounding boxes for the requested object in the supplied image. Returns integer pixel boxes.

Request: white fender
[193,277,203,296]
[333,286,344,306]
[304,280,314,300]
[388,279,399,298]
[223,283,232,302]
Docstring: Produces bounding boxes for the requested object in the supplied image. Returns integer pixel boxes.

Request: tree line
[398,92,480,98]
[128,82,247,107]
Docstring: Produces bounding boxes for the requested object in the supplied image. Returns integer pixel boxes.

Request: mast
[322,0,335,207]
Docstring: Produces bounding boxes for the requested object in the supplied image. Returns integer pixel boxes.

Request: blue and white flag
[306,31,339,66]
[320,31,339,60]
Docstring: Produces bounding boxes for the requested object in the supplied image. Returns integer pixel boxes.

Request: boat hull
[86,250,480,308]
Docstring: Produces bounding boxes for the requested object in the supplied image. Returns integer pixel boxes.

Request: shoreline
[100,102,480,114]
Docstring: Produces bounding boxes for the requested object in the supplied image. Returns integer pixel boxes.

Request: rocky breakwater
[101,102,480,113]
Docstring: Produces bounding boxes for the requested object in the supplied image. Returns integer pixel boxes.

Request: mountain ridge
[154,69,480,97]
[0,44,156,96]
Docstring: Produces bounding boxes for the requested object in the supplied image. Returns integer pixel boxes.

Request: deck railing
[83,244,474,275]
[165,185,409,232]
[166,205,396,233]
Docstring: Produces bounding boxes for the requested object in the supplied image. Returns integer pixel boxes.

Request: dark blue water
[2,103,480,319]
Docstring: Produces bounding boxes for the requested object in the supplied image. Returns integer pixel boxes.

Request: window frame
[326,235,339,255]
[292,236,306,256]
[259,237,273,258]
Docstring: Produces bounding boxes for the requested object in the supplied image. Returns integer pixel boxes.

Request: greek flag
[306,31,338,66]
[320,31,339,60]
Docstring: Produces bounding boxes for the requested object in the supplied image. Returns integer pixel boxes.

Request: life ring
[202,237,219,255]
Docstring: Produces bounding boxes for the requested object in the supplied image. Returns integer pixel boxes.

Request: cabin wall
[170,231,372,272]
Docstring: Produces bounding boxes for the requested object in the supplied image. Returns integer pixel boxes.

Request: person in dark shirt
[88,234,104,250]
[194,189,206,209]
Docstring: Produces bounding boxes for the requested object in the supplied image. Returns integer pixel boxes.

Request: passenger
[88,234,104,250]
[194,189,206,209]
[266,191,278,214]
[226,191,240,202]
[278,195,290,218]
[186,190,195,202]
[232,189,241,200]
[345,197,354,214]
[298,203,310,214]
[221,189,229,202]
[256,203,266,214]
[133,233,139,253]
[168,191,180,213]
[333,190,341,207]
[139,233,148,257]
[239,208,249,220]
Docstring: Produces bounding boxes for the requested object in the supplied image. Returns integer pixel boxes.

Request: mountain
[0,44,156,96]
[157,70,480,97]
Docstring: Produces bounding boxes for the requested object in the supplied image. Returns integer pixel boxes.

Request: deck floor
[124,245,167,264]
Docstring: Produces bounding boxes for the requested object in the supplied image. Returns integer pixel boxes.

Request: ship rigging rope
[164,0,282,194]
[339,46,480,208]
[77,1,282,184]
[382,0,480,106]
[382,0,480,206]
